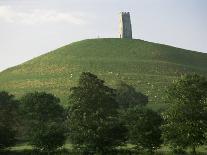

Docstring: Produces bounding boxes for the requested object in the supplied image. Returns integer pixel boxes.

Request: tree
[20,92,67,152]
[124,106,162,153]
[68,72,126,154]
[116,81,148,109]
[0,91,19,149]
[162,74,207,154]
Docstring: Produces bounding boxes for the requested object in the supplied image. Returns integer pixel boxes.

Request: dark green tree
[0,91,19,149]
[20,92,67,152]
[68,72,126,154]
[116,81,148,109]
[162,74,207,154]
[124,106,162,153]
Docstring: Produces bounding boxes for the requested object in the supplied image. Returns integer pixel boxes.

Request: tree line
[0,72,207,154]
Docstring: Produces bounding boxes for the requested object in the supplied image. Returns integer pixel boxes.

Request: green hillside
[0,38,206,106]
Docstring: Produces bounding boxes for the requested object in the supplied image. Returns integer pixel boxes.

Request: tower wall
[119,12,132,39]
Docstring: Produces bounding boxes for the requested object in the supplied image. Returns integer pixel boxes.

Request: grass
[2,143,207,155]
[0,38,206,108]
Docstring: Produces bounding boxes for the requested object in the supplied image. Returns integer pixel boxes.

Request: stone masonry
[119,12,132,39]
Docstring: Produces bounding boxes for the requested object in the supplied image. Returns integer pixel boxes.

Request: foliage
[0,91,19,149]
[20,92,67,152]
[124,106,163,152]
[68,72,127,153]
[162,74,207,154]
[116,81,148,108]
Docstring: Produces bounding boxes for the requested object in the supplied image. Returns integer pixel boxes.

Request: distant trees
[162,74,207,154]
[67,72,126,154]
[116,81,162,153]
[0,91,19,149]
[20,92,67,152]
[116,81,148,108]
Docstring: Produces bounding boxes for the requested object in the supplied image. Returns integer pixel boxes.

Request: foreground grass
[2,143,206,155]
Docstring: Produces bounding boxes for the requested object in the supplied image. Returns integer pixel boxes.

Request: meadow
[0,38,206,107]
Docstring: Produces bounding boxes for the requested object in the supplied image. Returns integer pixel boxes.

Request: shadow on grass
[0,149,206,155]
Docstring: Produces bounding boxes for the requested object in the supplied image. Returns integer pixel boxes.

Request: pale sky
[0,0,207,71]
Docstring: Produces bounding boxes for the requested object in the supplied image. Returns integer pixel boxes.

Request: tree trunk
[192,146,196,155]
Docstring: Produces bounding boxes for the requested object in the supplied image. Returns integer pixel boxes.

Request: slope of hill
[0,38,206,106]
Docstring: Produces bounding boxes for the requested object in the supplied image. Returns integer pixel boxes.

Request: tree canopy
[68,72,126,153]
[162,74,207,154]
[0,91,19,149]
[124,106,162,152]
[116,81,148,108]
[20,92,67,152]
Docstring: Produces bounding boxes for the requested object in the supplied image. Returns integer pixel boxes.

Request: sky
[0,0,207,71]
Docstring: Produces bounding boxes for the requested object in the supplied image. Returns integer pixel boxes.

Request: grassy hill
[0,38,206,107]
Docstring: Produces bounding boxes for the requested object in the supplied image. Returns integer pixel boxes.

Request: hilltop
[0,38,206,107]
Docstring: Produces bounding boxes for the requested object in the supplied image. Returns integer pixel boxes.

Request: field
[0,38,206,108]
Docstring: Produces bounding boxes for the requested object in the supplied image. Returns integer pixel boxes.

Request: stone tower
[119,12,132,39]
